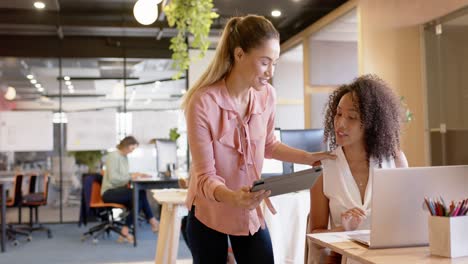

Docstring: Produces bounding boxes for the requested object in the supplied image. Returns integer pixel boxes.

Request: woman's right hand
[230,186,271,210]
[341,207,366,231]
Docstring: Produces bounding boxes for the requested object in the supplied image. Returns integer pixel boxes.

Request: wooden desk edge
[307,234,368,261]
[307,233,468,264]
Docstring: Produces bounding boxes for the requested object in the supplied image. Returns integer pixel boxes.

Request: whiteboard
[66,110,117,151]
[131,110,180,144]
[0,111,53,151]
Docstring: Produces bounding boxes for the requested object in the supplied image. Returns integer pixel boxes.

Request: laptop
[348,165,468,248]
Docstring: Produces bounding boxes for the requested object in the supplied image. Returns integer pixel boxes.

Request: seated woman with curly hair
[307,75,409,264]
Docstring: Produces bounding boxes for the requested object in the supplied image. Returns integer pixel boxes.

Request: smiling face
[234,38,280,91]
[334,92,365,147]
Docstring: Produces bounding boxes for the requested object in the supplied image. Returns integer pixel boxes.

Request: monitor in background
[261,129,283,178]
[127,144,157,175]
[155,139,177,174]
[280,129,326,173]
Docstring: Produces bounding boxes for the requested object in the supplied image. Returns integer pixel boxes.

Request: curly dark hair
[323,74,403,165]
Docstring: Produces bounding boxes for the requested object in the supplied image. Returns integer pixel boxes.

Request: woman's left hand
[341,207,366,231]
[306,151,336,166]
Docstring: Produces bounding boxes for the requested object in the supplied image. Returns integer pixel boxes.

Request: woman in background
[101,136,159,243]
[307,75,408,264]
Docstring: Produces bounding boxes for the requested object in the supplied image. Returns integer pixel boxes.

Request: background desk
[131,177,179,247]
[151,189,187,264]
[263,190,310,264]
[308,231,468,264]
[0,180,6,252]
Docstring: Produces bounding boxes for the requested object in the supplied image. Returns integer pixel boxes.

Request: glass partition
[424,6,468,165]
[0,56,187,223]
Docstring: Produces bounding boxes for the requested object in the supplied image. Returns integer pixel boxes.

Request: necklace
[356,178,368,188]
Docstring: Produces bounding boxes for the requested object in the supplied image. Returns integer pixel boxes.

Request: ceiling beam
[0,8,170,29]
[0,35,173,58]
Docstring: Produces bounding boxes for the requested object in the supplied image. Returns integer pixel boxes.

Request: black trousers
[186,206,274,264]
[102,187,154,226]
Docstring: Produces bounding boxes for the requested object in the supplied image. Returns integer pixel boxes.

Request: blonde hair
[181,15,279,109]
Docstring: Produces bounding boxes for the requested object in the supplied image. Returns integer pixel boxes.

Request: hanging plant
[164,0,219,79]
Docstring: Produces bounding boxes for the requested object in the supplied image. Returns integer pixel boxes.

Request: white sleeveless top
[322,146,396,230]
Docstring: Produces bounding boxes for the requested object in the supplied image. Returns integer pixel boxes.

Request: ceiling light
[271,10,282,17]
[69,90,75,94]
[65,81,72,86]
[4,86,16,100]
[64,76,71,81]
[68,85,74,90]
[38,87,44,92]
[181,89,186,94]
[30,79,37,84]
[34,1,46,9]
[27,74,34,79]
[35,83,42,88]
[133,0,159,25]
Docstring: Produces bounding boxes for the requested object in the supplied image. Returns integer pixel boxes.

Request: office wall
[309,40,358,86]
[358,0,468,166]
[308,40,358,129]
[273,45,305,129]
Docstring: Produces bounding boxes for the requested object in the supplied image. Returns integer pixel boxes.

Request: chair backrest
[28,173,37,193]
[89,180,125,209]
[6,174,23,207]
[90,181,104,207]
[23,173,49,206]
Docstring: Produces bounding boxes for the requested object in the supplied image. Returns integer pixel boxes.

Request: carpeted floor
[0,222,192,264]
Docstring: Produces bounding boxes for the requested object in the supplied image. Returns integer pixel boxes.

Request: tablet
[250,167,322,196]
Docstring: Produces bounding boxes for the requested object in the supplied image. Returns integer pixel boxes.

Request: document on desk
[251,167,322,196]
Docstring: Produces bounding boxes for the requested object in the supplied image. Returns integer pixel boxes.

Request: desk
[0,181,6,252]
[0,177,12,253]
[131,177,179,247]
[307,231,468,264]
[151,189,187,264]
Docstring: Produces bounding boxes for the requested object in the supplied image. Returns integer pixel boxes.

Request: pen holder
[428,215,468,258]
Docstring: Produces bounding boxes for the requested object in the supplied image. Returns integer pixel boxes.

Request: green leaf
[164,0,218,79]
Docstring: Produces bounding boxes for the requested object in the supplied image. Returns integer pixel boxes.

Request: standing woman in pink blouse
[182,14,335,264]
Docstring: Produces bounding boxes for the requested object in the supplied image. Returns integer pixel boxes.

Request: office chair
[21,173,52,239]
[5,174,32,246]
[81,177,127,244]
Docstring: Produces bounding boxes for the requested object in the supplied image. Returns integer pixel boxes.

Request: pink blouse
[185,79,280,235]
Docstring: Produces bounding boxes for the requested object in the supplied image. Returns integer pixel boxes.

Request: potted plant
[169,127,181,142]
[70,151,104,173]
[164,0,218,79]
